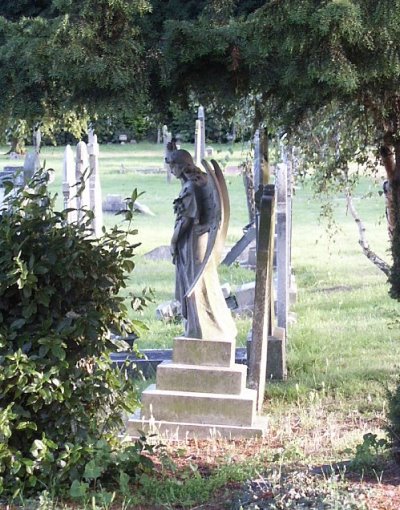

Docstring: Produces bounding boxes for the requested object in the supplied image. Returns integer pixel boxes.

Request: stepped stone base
[126,413,268,440]
[125,336,267,440]
[157,362,247,394]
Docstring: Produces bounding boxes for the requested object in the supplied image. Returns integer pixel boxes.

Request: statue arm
[171,216,192,263]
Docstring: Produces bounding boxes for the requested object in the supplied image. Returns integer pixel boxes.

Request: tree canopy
[0,0,151,137]
[156,0,400,295]
[3,1,400,285]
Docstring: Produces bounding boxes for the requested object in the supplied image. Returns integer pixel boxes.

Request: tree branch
[345,190,390,276]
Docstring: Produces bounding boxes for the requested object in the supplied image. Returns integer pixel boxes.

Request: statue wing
[186,159,230,298]
[209,159,230,262]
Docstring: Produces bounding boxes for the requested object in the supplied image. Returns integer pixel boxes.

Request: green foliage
[386,376,400,455]
[0,171,150,497]
[348,433,388,474]
[67,437,158,505]
[0,0,151,138]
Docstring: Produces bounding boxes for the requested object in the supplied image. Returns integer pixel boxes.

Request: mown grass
[3,142,398,508]
[5,141,396,404]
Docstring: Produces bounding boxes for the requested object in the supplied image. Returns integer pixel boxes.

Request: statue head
[168,149,204,179]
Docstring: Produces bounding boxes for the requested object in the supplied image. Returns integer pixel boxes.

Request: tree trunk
[380,138,396,238]
[384,135,400,298]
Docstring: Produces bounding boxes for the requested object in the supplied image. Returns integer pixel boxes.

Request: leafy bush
[386,376,400,460]
[349,433,388,474]
[0,172,150,498]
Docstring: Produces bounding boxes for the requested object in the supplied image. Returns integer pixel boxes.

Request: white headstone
[88,130,103,237]
[198,106,206,161]
[163,125,172,183]
[194,119,202,166]
[62,144,78,223]
[276,163,289,331]
[75,141,91,222]
[253,129,261,189]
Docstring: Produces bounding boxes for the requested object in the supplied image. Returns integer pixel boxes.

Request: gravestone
[62,144,78,223]
[247,185,276,411]
[75,141,91,222]
[276,163,289,330]
[88,130,103,237]
[194,106,206,165]
[162,125,173,183]
[63,135,104,234]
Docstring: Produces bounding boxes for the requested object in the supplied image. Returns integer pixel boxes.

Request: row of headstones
[0,129,103,239]
[62,130,103,237]
[0,130,42,203]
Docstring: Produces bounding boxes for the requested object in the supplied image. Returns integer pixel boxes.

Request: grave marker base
[125,337,268,440]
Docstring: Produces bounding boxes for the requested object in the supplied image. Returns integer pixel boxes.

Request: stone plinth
[126,337,268,440]
[173,337,234,367]
[156,362,247,394]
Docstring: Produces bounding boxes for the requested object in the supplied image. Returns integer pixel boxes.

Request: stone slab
[156,361,247,395]
[235,282,255,312]
[141,384,257,427]
[125,414,268,440]
[266,334,287,381]
[173,337,235,367]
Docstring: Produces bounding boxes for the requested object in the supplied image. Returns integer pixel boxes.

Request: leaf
[10,318,26,330]
[83,459,102,480]
[16,421,37,431]
[38,345,49,358]
[30,439,45,458]
[70,480,88,499]
[51,344,66,360]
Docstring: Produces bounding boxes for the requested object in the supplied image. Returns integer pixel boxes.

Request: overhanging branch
[345,190,390,276]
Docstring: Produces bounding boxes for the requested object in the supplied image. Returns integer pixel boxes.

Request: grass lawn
[4,142,399,508]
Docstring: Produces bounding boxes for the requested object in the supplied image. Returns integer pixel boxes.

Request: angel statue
[168,149,237,341]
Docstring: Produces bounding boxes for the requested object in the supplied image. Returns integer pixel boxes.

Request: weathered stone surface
[266,328,287,381]
[247,246,257,268]
[140,384,257,427]
[289,275,298,305]
[173,337,234,368]
[1,167,24,186]
[102,194,154,216]
[235,282,255,312]
[156,361,246,394]
[221,283,231,299]
[155,300,181,321]
[125,414,268,440]
[144,245,172,262]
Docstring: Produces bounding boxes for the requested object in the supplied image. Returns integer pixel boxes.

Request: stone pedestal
[126,337,268,440]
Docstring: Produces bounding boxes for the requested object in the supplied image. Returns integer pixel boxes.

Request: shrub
[386,376,400,460]
[0,172,150,497]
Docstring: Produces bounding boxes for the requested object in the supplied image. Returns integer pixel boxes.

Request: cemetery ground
[2,143,400,508]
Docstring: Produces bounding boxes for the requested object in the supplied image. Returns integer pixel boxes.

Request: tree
[0,0,151,141]
[157,0,400,296]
